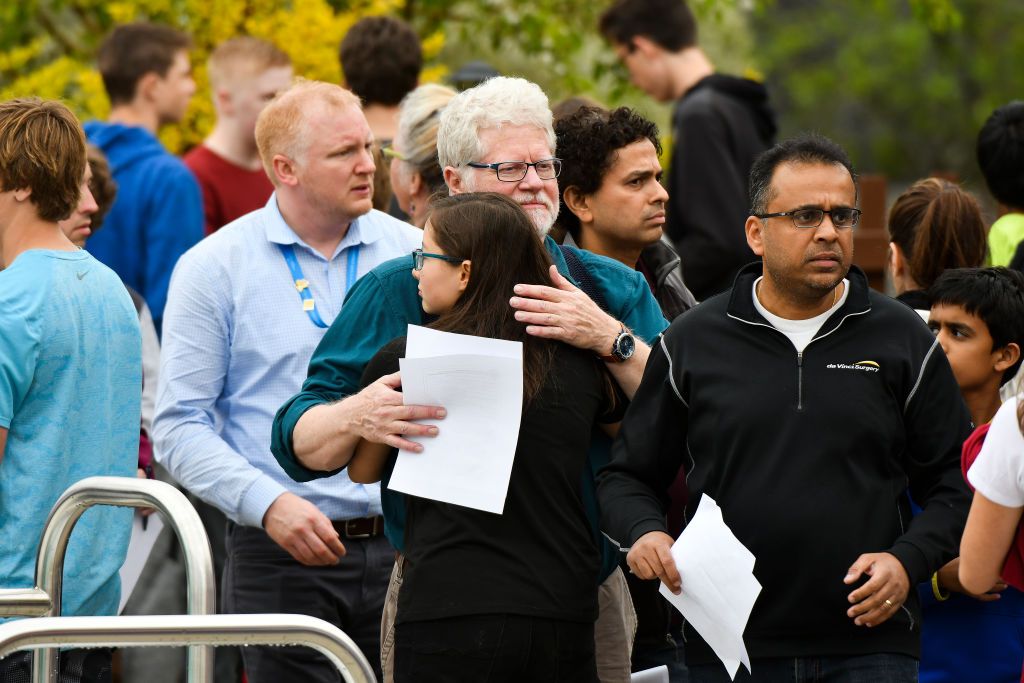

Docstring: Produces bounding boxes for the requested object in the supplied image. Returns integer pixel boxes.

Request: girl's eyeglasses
[412,248,463,271]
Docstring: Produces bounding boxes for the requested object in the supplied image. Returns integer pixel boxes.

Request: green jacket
[271,235,669,579]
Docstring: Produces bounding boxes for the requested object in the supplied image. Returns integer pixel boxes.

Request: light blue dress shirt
[153,195,422,527]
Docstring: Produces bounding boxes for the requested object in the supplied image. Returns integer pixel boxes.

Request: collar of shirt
[261,192,384,260]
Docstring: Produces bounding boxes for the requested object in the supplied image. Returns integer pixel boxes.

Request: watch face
[615,332,636,360]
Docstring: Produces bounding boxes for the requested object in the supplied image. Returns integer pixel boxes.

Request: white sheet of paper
[630,665,669,683]
[388,326,523,514]
[659,494,761,680]
[118,511,164,614]
[405,324,522,360]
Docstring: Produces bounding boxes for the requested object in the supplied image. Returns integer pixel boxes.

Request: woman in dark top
[350,192,621,682]
[887,177,986,317]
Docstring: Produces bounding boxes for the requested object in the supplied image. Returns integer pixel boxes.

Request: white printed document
[387,325,523,514]
[659,494,761,680]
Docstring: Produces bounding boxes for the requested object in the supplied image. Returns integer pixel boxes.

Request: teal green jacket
[271,236,669,579]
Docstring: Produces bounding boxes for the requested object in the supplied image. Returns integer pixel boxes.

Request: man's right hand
[263,492,347,566]
[626,531,681,594]
[351,371,446,452]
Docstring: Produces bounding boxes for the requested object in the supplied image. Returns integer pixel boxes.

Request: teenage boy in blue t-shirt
[0,97,141,682]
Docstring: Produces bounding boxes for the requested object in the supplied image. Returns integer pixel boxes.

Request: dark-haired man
[553,105,693,681]
[555,105,696,322]
[599,134,973,681]
[340,16,422,144]
[600,0,776,301]
[85,22,204,332]
[0,98,141,682]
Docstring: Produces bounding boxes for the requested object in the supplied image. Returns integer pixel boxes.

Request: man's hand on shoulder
[262,492,347,566]
[626,530,681,595]
[844,552,911,627]
[510,265,620,353]
[350,371,445,452]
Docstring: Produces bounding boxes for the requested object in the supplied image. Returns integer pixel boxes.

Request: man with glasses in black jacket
[599,133,973,682]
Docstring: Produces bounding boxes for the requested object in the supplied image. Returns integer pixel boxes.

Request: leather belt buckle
[335,516,383,539]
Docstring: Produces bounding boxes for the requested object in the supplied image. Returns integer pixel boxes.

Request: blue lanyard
[278,243,360,329]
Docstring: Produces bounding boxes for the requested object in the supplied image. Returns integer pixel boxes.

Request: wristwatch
[600,324,635,363]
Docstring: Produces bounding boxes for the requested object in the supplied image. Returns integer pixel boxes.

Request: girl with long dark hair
[350,192,620,682]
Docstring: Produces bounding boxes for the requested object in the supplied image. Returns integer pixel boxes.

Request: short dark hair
[0,98,86,222]
[599,0,697,52]
[339,17,422,107]
[97,22,192,105]
[554,105,662,239]
[929,267,1024,385]
[977,101,1024,210]
[87,144,118,231]
[749,133,857,216]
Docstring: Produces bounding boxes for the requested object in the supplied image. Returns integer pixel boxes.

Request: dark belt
[331,516,385,539]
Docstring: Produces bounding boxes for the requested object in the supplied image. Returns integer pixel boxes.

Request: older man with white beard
[271,76,668,682]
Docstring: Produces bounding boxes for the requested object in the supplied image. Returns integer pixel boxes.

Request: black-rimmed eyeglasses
[466,158,562,182]
[412,248,463,271]
[755,207,862,230]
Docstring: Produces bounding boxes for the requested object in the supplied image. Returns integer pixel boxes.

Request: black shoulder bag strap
[559,244,610,313]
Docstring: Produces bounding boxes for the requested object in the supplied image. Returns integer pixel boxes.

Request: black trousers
[0,649,112,683]
[222,523,392,683]
[394,614,598,683]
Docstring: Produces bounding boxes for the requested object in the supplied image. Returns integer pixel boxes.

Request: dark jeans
[0,649,112,683]
[394,614,598,683]
[222,523,392,683]
[688,654,918,683]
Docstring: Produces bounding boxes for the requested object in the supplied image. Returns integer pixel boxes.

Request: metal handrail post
[30,477,215,683]
[0,614,375,683]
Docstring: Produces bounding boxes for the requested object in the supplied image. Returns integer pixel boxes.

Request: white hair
[436,77,555,171]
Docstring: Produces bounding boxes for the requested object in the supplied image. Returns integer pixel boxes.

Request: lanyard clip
[295,278,309,292]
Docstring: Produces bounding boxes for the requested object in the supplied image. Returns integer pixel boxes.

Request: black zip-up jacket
[667,74,776,301]
[598,263,972,664]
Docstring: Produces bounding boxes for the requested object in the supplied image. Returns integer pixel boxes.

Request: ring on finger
[884,599,894,609]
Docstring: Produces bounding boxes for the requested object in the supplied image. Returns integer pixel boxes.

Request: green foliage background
[1,0,1019,189]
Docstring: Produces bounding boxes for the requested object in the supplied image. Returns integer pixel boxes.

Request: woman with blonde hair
[384,83,456,227]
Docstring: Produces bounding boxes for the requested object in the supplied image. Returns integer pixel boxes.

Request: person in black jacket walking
[600,0,777,302]
[598,134,973,683]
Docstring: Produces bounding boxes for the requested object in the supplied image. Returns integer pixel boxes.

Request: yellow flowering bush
[0,0,445,153]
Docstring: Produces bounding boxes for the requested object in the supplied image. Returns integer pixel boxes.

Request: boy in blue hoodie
[84,22,204,332]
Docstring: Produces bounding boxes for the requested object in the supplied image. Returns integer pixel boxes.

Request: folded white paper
[659,494,761,680]
[630,665,669,683]
[388,326,523,514]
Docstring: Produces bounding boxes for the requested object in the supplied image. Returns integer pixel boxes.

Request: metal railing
[0,613,376,683]
[0,477,216,683]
